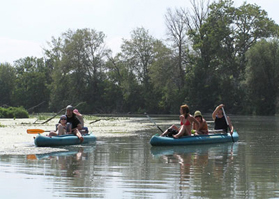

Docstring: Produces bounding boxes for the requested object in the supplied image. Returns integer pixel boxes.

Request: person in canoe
[48,115,72,136]
[65,105,84,142]
[193,110,208,135]
[73,108,89,134]
[160,104,200,138]
[212,104,234,135]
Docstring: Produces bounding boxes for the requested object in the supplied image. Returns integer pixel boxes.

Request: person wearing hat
[65,105,84,142]
[193,110,208,135]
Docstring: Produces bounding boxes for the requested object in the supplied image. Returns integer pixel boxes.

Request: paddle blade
[27,129,45,134]
[26,154,37,160]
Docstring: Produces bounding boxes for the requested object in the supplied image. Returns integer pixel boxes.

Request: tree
[183,0,279,112]
[45,28,110,112]
[228,2,279,84]
[0,63,16,106]
[12,57,50,112]
[149,40,180,113]
[120,27,160,112]
[165,7,188,89]
[245,39,279,115]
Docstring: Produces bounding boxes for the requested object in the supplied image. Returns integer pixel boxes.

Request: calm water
[1,115,279,199]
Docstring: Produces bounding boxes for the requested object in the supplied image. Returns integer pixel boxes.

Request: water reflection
[151,143,238,195]
[27,145,96,178]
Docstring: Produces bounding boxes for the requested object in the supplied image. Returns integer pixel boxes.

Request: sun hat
[194,110,202,118]
[60,115,67,119]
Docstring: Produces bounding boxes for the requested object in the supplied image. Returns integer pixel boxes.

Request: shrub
[0,107,29,118]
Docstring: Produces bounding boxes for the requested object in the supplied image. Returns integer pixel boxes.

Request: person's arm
[74,109,84,127]
[191,116,200,131]
[198,121,205,131]
[212,104,224,120]
[66,123,72,134]
[193,122,197,130]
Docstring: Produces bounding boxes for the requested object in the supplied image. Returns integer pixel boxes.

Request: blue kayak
[150,131,239,146]
[34,134,97,147]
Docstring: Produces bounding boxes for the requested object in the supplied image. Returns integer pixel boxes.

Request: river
[0,115,278,198]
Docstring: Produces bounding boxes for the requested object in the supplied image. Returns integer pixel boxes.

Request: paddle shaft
[222,107,234,142]
[145,113,164,133]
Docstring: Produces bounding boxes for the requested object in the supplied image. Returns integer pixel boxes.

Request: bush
[0,107,29,118]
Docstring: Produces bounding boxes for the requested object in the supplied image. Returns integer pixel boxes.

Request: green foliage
[245,39,279,115]
[0,63,16,106]
[45,28,110,112]
[2,1,279,115]
[0,107,29,118]
[12,57,50,112]
[181,0,279,113]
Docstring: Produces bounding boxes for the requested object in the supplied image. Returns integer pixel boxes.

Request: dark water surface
[1,115,279,199]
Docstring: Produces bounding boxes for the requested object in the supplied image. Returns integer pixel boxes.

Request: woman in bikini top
[160,104,199,137]
[181,119,191,126]
[173,105,199,138]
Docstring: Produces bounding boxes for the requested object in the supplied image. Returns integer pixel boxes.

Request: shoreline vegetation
[1,1,279,116]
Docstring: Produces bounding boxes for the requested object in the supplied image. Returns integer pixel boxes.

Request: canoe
[34,133,97,147]
[149,131,239,146]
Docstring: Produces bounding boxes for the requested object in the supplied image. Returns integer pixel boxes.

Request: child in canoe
[48,115,72,136]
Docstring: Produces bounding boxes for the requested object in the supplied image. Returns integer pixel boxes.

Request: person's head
[217,108,223,116]
[180,104,190,117]
[66,105,74,117]
[194,110,203,122]
[60,115,67,122]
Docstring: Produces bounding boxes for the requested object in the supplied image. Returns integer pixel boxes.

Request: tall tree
[245,40,279,115]
[233,1,279,80]
[45,28,110,112]
[12,57,50,112]
[165,8,188,89]
[184,0,279,112]
[149,40,180,113]
[121,27,159,112]
[0,63,16,106]
[105,54,140,113]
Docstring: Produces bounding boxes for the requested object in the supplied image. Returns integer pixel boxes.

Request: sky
[1,0,279,64]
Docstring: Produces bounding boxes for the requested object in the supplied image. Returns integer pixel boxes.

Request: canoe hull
[150,131,239,146]
[34,134,97,147]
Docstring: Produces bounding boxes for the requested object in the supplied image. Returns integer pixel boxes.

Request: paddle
[208,129,226,133]
[27,129,51,134]
[222,107,234,142]
[144,113,164,133]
